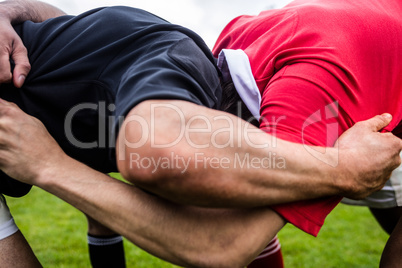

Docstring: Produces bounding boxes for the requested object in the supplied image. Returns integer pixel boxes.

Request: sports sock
[0,194,18,240]
[87,234,126,268]
[247,236,284,268]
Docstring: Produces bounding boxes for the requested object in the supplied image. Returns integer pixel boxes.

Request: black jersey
[1,6,221,196]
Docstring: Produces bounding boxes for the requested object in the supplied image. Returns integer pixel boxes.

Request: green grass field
[7,186,388,267]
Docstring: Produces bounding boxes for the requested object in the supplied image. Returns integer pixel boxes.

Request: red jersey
[213,0,402,236]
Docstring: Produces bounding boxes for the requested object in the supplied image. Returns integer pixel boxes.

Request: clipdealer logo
[129,151,286,174]
[63,101,288,172]
[301,101,339,167]
[64,102,275,150]
[63,101,341,171]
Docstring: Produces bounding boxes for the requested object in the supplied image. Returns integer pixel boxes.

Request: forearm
[36,154,283,267]
[164,129,341,207]
[118,100,344,208]
[0,100,284,267]
[0,0,66,23]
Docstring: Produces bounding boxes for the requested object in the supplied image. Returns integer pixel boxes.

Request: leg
[0,194,41,267]
[380,215,402,267]
[0,231,42,267]
[86,215,126,268]
[370,207,402,234]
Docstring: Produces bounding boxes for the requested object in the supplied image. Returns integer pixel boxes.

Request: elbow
[116,100,187,186]
[116,99,221,194]
[116,131,193,189]
[117,143,174,187]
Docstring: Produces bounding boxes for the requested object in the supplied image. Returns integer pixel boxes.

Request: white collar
[217,49,261,120]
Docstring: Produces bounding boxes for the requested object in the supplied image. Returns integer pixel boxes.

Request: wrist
[34,153,80,190]
[310,147,347,196]
[329,148,359,197]
[33,157,65,189]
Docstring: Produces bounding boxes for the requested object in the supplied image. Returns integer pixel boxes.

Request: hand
[0,15,31,88]
[335,114,402,199]
[0,99,64,184]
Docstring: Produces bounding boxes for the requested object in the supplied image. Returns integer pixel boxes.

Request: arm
[39,164,285,267]
[117,100,402,207]
[0,100,284,267]
[0,0,66,24]
[0,0,66,87]
[0,100,398,265]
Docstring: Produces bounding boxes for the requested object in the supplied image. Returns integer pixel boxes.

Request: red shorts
[260,63,376,236]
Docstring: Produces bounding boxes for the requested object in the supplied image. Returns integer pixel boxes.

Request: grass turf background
[7,186,388,267]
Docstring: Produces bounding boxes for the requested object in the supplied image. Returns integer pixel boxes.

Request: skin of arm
[0,99,399,266]
[0,0,400,207]
[0,2,400,266]
[0,0,66,24]
[0,99,285,267]
[116,100,402,207]
[1,1,400,207]
[1,0,400,206]
[0,0,65,88]
[38,164,285,267]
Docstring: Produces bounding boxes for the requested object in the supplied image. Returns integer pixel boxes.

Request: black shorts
[0,6,221,197]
